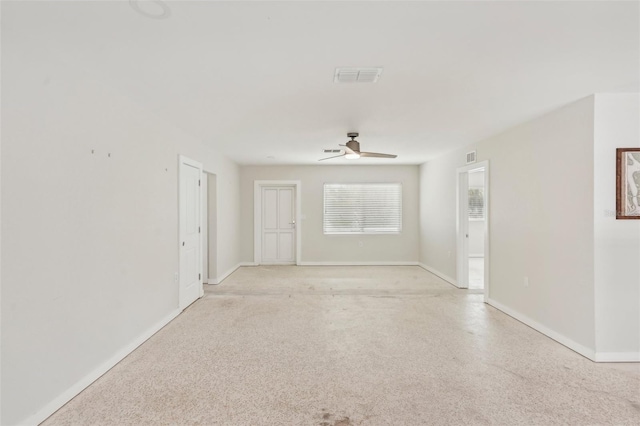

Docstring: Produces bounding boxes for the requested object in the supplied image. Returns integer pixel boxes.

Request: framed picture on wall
[616,148,640,219]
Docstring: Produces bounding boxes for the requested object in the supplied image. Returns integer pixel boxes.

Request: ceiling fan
[319,133,398,161]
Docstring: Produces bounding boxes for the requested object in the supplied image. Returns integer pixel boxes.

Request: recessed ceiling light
[334,67,383,83]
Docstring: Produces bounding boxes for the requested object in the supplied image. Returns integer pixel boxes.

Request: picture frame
[616,148,640,219]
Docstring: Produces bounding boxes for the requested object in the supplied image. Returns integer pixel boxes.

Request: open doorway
[456,160,489,300]
[467,169,485,289]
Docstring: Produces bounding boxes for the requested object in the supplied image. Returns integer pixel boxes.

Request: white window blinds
[468,187,484,220]
[323,183,402,234]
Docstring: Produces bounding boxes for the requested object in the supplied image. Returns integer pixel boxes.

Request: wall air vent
[334,67,383,83]
[323,149,342,153]
[466,151,477,164]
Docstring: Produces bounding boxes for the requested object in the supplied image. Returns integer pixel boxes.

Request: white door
[179,156,203,309]
[261,186,296,264]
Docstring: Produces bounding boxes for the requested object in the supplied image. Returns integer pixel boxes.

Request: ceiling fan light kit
[319,133,397,161]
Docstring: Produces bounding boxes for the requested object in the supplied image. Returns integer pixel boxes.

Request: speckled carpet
[43,266,640,425]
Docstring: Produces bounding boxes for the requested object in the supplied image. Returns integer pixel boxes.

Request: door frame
[201,172,208,284]
[178,155,204,310]
[254,180,302,265]
[456,160,490,302]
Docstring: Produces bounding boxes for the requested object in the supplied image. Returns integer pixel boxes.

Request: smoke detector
[334,67,383,83]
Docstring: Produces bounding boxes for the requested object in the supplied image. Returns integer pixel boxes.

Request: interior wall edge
[208,262,256,285]
[487,298,596,361]
[417,263,458,287]
[17,308,181,426]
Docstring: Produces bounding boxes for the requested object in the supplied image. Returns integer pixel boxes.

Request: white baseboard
[594,352,640,362]
[486,297,596,361]
[208,262,254,284]
[21,308,181,426]
[297,261,419,266]
[418,263,458,287]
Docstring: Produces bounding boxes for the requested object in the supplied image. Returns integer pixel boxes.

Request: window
[323,183,402,234]
[468,187,484,220]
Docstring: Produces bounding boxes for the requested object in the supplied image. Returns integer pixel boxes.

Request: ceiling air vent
[334,67,383,83]
[323,149,342,153]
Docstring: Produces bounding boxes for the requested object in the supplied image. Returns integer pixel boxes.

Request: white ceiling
[6,1,639,165]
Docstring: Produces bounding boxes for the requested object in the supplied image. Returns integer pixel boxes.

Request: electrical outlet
[174,272,179,283]
[524,276,529,287]
[448,250,451,258]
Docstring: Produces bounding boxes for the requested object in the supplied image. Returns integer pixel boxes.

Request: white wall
[468,221,485,257]
[240,165,420,264]
[593,94,640,359]
[468,170,485,187]
[1,13,241,426]
[420,97,597,355]
[207,162,241,281]
[419,156,458,278]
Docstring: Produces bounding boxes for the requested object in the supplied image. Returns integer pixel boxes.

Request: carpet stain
[319,412,351,426]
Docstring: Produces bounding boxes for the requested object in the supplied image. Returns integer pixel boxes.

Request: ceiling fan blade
[359,152,397,159]
[318,153,346,161]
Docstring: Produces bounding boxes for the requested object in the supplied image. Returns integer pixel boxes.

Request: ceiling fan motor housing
[346,140,360,152]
